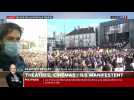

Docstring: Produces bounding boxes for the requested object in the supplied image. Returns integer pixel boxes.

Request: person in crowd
[116,54,124,67]
[129,59,134,71]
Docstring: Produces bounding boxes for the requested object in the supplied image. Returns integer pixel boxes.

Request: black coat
[0,53,27,71]
[6,72,23,87]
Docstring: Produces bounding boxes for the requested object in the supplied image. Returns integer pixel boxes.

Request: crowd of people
[21,51,47,67]
[112,40,129,49]
[104,40,129,49]
[48,48,134,71]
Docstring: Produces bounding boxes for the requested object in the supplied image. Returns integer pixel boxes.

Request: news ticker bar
[23,71,134,78]
[24,78,134,87]
[23,71,134,87]
[24,67,133,71]
[6,16,128,19]
[6,16,53,19]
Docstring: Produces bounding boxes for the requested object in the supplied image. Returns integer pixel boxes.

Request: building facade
[47,37,56,53]
[38,36,47,52]
[65,27,96,49]
[98,19,134,48]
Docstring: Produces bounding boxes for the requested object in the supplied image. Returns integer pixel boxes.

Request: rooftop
[66,27,95,36]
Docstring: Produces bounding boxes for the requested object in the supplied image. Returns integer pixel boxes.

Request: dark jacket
[6,72,23,87]
[0,53,27,71]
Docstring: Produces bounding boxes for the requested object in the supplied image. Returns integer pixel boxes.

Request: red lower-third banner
[24,78,134,87]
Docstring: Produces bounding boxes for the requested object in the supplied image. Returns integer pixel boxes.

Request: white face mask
[4,41,21,57]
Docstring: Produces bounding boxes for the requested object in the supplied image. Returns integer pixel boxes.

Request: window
[86,34,88,39]
[88,34,91,39]
[75,35,77,40]
[82,34,84,39]
[78,35,79,40]
[84,35,86,39]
